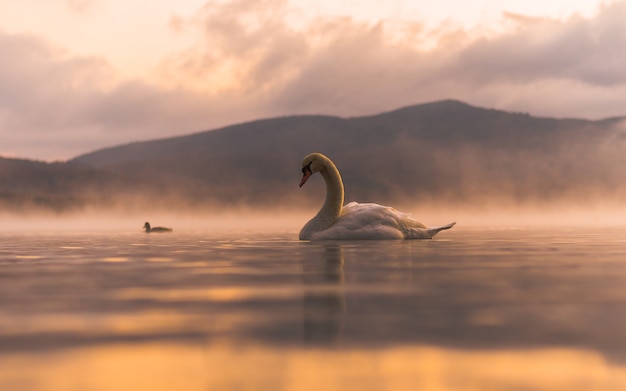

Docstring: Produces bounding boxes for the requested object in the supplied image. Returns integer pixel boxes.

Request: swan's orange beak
[299,170,312,187]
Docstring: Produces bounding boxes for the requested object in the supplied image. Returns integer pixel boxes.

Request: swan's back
[308,202,449,240]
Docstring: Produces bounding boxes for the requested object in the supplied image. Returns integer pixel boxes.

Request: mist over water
[0,218,625,390]
[1,201,624,234]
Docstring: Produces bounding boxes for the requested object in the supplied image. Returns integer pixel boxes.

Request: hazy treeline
[2,100,625,214]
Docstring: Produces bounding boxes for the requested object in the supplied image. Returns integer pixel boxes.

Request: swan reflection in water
[302,244,346,344]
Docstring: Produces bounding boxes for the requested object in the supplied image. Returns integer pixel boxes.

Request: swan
[298,153,455,240]
[143,222,172,233]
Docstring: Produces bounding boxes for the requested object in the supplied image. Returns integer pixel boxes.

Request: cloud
[163,0,626,119]
[2,1,626,160]
[66,0,96,13]
[0,31,221,160]
[443,7,626,86]
[161,0,309,95]
[0,33,114,130]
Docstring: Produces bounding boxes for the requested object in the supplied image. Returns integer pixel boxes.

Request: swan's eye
[302,161,312,174]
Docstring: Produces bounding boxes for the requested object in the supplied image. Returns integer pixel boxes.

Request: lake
[0,225,625,390]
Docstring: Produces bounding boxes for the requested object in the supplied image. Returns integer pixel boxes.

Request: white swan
[298,153,455,240]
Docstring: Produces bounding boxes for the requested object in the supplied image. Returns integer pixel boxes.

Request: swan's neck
[318,164,344,221]
[299,157,345,240]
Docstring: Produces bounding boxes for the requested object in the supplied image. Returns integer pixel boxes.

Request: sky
[0,0,625,160]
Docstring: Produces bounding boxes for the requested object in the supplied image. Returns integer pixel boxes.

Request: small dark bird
[143,222,172,233]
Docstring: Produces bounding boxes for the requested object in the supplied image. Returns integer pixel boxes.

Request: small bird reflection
[302,244,345,345]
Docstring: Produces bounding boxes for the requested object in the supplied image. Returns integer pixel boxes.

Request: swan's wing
[312,218,404,240]
[309,202,424,239]
[341,202,427,229]
[308,202,454,240]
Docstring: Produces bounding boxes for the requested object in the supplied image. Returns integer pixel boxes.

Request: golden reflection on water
[115,286,301,301]
[1,344,624,391]
[145,256,174,263]
[100,256,129,263]
[0,311,203,336]
[2,229,626,390]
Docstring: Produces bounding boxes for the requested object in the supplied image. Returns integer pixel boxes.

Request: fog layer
[1,101,625,227]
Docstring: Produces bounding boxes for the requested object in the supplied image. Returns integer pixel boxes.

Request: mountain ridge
[2,100,625,213]
[71,99,623,166]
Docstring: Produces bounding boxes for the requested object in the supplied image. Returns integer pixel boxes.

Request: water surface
[1,226,625,390]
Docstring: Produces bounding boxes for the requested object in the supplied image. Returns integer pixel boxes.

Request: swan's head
[300,153,329,187]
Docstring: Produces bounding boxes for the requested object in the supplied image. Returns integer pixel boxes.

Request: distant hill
[0,156,169,213]
[2,100,626,214]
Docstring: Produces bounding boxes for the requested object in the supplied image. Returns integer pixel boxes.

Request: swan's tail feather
[427,222,456,237]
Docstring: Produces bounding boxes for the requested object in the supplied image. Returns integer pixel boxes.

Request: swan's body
[143,222,172,233]
[299,153,455,240]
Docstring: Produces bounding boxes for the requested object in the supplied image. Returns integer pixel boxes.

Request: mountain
[3,100,626,214]
[0,156,164,213]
